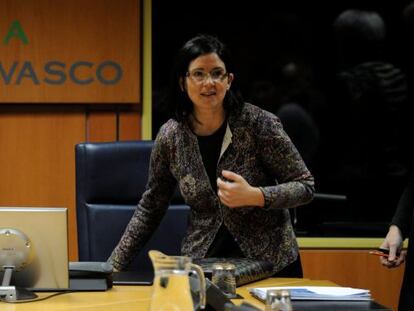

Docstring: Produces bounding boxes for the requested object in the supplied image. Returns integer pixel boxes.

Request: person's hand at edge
[379,225,406,268]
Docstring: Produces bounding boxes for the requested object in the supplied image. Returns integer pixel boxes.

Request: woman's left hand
[217,170,265,208]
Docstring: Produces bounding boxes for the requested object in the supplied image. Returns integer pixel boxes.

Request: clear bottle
[211,262,237,298]
[265,289,293,311]
[279,290,293,311]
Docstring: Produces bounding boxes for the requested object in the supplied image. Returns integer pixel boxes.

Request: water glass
[265,289,292,311]
[211,262,237,298]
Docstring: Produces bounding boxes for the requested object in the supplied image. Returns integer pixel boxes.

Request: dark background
[151,0,414,237]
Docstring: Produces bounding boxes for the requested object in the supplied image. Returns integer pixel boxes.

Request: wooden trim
[142,0,152,139]
[298,237,409,249]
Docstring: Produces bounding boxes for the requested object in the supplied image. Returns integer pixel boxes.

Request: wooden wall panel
[87,112,117,142]
[0,111,86,260]
[300,249,405,311]
[119,111,141,140]
[0,0,143,262]
[0,107,141,261]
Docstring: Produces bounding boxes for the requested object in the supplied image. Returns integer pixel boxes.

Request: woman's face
[183,53,233,114]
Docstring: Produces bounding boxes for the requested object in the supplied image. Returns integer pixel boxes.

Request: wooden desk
[1,278,391,311]
[2,285,153,311]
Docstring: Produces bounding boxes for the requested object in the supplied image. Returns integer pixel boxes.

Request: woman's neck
[191,108,226,136]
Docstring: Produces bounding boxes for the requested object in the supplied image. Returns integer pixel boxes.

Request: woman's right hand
[379,225,405,268]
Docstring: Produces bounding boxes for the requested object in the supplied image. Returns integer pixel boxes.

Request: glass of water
[265,289,293,311]
[211,262,237,298]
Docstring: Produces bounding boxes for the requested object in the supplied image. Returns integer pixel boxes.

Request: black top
[196,121,244,258]
[196,120,227,193]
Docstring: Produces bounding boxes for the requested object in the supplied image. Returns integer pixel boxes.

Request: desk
[2,278,391,311]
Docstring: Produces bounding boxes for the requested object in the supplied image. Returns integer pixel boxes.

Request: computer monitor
[0,207,69,300]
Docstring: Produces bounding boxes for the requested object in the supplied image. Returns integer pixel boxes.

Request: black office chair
[75,140,189,272]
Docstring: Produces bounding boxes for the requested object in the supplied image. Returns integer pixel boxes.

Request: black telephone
[69,261,113,291]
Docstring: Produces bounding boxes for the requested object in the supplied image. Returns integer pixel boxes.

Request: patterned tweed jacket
[109,103,315,272]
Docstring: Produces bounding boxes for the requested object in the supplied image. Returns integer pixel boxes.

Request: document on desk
[249,286,371,301]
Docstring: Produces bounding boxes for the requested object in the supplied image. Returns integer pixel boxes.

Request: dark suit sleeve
[391,176,414,238]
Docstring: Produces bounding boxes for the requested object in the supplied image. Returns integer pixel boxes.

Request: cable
[0,291,73,303]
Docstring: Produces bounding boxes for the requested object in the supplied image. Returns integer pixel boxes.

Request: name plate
[0,0,140,104]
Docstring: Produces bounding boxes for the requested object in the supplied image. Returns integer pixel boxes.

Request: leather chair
[75,140,189,272]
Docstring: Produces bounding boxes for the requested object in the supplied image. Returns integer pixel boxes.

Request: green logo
[4,20,29,45]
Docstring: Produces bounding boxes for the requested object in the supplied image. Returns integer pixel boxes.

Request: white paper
[249,286,371,301]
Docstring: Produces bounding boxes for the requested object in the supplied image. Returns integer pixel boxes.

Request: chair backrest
[75,140,189,272]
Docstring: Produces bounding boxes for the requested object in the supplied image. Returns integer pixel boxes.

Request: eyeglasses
[186,68,228,84]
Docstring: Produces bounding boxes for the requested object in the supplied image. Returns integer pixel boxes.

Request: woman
[108,34,314,277]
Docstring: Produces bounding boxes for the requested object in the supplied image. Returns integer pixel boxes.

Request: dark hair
[163,34,244,123]
[333,9,386,66]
